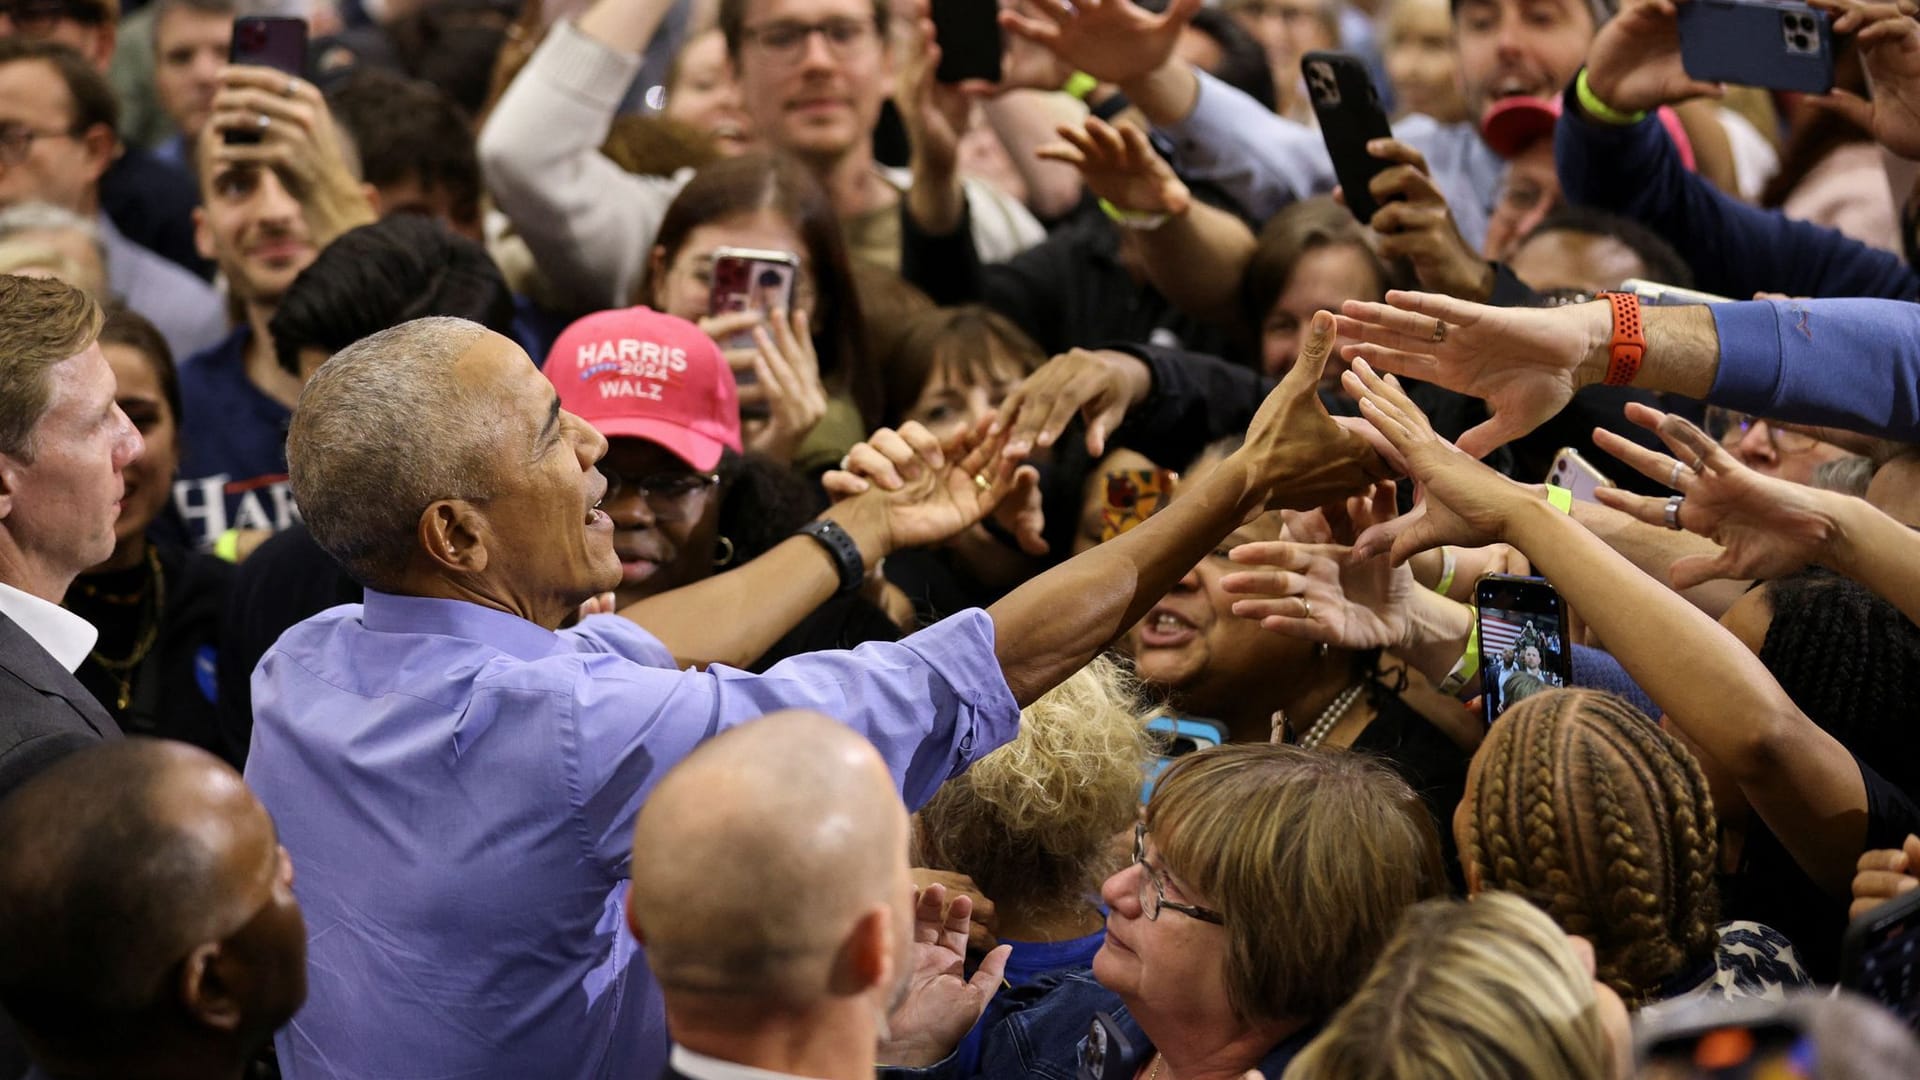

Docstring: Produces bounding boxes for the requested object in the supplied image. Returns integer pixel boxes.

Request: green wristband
[1575,68,1647,126]
[1063,71,1098,100]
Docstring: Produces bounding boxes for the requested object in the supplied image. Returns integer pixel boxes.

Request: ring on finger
[972,472,991,492]
[257,113,270,131]
[1669,460,1688,488]
[1664,494,1685,531]
[1430,320,1449,344]
[1302,599,1314,620]
[284,77,299,97]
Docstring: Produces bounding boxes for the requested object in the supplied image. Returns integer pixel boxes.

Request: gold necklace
[1148,1053,1163,1080]
[87,545,164,711]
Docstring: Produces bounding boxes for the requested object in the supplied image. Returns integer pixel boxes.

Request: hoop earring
[713,535,735,568]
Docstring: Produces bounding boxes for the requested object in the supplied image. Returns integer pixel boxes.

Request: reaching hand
[1590,403,1843,589]
[1333,290,1611,458]
[1000,0,1201,88]
[1341,360,1539,564]
[991,0,1078,92]
[1036,117,1193,217]
[878,884,1013,1068]
[1852,835,1920,920]
[1809,0,1920,159]
[897,8,975,180]
[209,66,375,245]
[1361,139,1495,303]
[822,419,1028,553]
[909,868,1001,950]
[1582,0,1727,115]
[993,348,1155,459]
[1240,311,1392,511]
[701,310,828,466]
[1221,483,1425,649]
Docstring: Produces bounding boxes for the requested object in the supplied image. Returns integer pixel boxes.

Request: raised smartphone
[226,16,309,145]
[708,247,800,421]
[1547,447,1611,503]
[931,0,1002,84]
[1844,884,1920,1028]
[1676,0,1834,95]
[1476,574,1572,725]
[1302,51,1397,225]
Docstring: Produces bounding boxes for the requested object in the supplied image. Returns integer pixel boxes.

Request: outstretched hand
[1222,483,1424,649]
[878,883,1013,1068]
[992,347,1154,459]
[822,419,1032,553]
[1000,0,1201,87]
[1591,403,1843,588]
[1333,291,1610,458]
[1240,311,1392,510]
[1341,360,1538,563]
[1036,116,1193,218]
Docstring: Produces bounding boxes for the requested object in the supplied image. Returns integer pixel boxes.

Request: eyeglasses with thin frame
[1132,821,1224,925]
[1704,406,1820,454]
[739,16,878,63]
[0,121,81,166]
[600,470,719,522]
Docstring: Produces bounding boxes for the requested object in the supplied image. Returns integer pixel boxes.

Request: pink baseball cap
[1480,95,1562,160]
[543,306,743,472]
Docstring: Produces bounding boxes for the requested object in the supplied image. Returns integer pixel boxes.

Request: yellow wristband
[1546,485,1574,515]
[1438,619,1481,697]
[1063,71,1098,100]
[213,528,241,563]
[1575,68,1647,126]
[1433,545,1458,597]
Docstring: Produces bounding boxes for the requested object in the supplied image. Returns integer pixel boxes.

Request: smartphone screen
[1099,468,1173,543]
[1476,575,1571,724]
[931,0,1002,83]
[226,16,309,145]
[1845,888,1920,1028]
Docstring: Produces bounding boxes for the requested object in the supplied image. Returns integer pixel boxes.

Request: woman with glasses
[1705,406,1859,486]
[896,742,1447,1079]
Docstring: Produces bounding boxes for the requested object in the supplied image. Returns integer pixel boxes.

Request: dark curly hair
[1462,688,1721,1005]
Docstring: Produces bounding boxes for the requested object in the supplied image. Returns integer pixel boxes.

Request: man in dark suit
[628,711,1007,1080]
[0,274,141,799]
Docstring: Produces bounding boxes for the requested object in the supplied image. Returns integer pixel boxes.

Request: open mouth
[1138,608,1199,648]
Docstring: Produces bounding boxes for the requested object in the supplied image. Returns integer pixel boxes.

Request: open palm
[1000,0,1200,86]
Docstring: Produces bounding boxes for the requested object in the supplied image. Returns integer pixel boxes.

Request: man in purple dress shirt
[242,310,1381,1079]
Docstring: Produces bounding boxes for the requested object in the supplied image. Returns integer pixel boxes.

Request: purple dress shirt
[244,591,1019,1080]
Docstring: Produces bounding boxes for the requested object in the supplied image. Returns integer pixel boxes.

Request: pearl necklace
[1294,683,1367,750]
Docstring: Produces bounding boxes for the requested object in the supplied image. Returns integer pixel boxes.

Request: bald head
[0,739,301,1057]
[629,712,910,1006]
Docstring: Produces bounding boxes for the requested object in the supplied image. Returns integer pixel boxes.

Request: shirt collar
[361,590,569,662]
[669,1045,817,1080]
[0,581,98,672]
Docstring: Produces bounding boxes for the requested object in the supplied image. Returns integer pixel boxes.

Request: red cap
[1480,94,1561,160]
[543,306,743,472]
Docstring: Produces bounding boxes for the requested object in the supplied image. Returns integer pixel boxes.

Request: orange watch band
[1600,291,1645,387]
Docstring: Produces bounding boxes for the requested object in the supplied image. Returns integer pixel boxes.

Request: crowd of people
[2,0,1920,1074]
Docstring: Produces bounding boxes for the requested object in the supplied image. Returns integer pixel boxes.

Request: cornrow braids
[1464,689,1721,1005]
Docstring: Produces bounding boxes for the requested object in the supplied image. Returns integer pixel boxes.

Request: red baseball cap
[1480,94,1562,160]
[543,306,743,472]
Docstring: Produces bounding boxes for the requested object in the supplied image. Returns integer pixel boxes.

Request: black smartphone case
[1302,51,1396,224]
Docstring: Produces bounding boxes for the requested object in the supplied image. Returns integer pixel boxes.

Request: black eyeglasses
[1132,821,1224,925]
[600,470,718,522]
[739,16,878,62]
[0,121,81,166]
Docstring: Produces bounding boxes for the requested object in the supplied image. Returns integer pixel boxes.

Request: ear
[845,905,895,998]
[178,942,245,1033]
[78,124,116,185]
[360,181,382,215]
[86,24,116,70]
[192,204,214,262]
[0,451,17,523]
[417,500,489,575]
[646,245,669,308]
[624,889,647,947]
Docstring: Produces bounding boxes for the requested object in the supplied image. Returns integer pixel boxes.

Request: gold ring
[1430,320,1448,343]
[1302,599,1314,620]
[972,473,991,492]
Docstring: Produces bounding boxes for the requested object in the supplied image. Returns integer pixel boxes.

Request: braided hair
[1462,688,1721,1005]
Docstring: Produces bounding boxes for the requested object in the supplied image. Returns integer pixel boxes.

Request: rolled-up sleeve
[570,609,1019,873]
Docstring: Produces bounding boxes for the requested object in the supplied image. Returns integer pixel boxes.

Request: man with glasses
[478,0,1044,310]
[0,739,307,1080]
[1705,407,1858,488]
[0,38,222,357]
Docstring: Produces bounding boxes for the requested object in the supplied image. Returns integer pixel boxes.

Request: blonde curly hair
[914,656,1151,919]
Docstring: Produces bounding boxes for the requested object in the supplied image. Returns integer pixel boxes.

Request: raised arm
[1345,361,1871,897]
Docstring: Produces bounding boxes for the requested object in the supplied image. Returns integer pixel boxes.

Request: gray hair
[1812,454,1874,498]
[287,317,500,592]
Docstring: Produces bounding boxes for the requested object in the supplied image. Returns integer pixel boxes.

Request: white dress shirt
[669,1046,819,1080]
[0,581,97,672]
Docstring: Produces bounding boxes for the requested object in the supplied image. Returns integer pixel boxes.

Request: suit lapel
[0,611,117,737]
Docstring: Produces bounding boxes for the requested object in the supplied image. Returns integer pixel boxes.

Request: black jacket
[0,610,119,802]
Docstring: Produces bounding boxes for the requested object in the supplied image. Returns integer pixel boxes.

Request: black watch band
[797,519,865,596]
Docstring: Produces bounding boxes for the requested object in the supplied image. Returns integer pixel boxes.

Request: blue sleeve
[572,609,1020,873]
[1156,69,1334,221]
[1709,299,1920,440]
[1554,82,1919,302]
[562,613,677,669]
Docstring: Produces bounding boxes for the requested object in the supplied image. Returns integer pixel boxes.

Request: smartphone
[1634,996,1819,1078]
[931,0,1002,84]
[1843,885,1920,1028]
[1475,574,1572,725]
[1676,0,1834,95]
[1620,278,1735,307]
[707,247,799,422]
[1547,447,1611,503]
[1099,467,1174,543]
[1302,51,1397,225]
[1075,1011,1137,1080]
[1142,716,1228,801]
[226,16,309,145]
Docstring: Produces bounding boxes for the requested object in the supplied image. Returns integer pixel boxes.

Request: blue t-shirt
[173,327,299,548]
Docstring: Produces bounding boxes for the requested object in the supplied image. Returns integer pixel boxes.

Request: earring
[713,535,735,568]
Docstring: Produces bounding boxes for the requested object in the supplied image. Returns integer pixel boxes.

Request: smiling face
[1451,0,1594,120]
[650,208,816,325]
[732,0,890,166]
[99,341,177,555]
[599,437,724,606]
[667,29,755,156]
[0,342,143,588]
[193,135,318,308]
